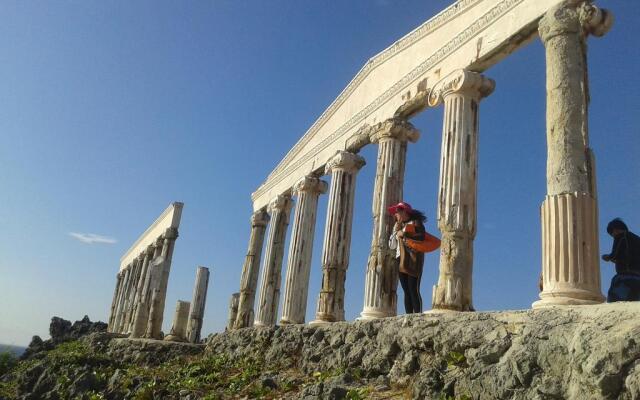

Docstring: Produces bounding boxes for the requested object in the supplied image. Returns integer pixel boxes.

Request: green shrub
[0,352,17,376]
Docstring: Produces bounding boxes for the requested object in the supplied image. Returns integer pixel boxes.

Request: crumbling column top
[293,176,328,196]
[268,194,293,213]
[369,118,420,144]
[428,69,495,106]
[250,209,270,227]
[325,151,366,175]
[539,2,613,42]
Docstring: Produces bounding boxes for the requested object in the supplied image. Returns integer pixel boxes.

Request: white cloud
[69,232,117,245]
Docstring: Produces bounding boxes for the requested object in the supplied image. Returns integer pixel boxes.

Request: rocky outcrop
[21,316,108,360]
[207,303,640,399]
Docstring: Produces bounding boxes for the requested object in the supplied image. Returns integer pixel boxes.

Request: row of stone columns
[231,1,612,326]
[107,227,178,339]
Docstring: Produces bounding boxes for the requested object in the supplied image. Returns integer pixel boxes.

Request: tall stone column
[533,2,612,307]
[361,119,419,320]
[108,272,123,331]
[280,176,328,325]
[146,227,179,339]
[130,239,163,338]
[428,69,494,312]
[255,194,293,327]
[126,246,153,335]
[312,151,365,324]
[186,266,210,343]
[233,210,270,329]
[112,263,133,333]
[123,254,145,333]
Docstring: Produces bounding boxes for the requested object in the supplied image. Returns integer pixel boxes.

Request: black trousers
[399,272,422,313]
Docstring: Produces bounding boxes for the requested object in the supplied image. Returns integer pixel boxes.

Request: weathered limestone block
[226,293,240,331]
[233,210,269,329]
[429,69,494,312]
[361,118,419,320]
[186,266,210,343]
[312,151,365,324]
[255,195,293,327]
[534,2,612,307]
[281,176,328,325]
[164,300,191,342]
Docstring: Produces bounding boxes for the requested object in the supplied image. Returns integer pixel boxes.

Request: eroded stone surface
[209,303,640,400]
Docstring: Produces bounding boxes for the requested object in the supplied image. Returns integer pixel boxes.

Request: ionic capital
[578,3,613,37]
[293,176,328,196]
[539,2,612,43]
[268,194,292,213]
[428,70,495,106]
[250,209,270,227]
[325,151,366,175]
[369,118,420,144]
[163,227,179,240]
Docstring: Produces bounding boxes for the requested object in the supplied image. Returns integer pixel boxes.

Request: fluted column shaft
[280,177,327,324]
[126,247,153,334]
[122,255,145,333]
[186,266,210,343]
[108,272,123,331]
[534,2,612,307]
[130,240,163,338]
[113,263,133,333]
[233,210,270,329]
[255,195,293,326]
[312,151,365,324]
[429,70,494,312]
[227,293,240,331]
[146,227,179,339]
[361,119,419,320]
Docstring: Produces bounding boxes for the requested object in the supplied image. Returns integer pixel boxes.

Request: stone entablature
[252,0,575,211]
[119,202,183,271]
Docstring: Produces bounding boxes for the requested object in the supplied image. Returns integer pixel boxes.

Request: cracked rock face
[209,303,640,399]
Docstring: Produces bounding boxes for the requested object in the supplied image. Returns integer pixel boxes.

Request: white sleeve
[389,232,398,250]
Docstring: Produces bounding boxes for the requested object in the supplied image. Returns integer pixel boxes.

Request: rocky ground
[1,303,639,399]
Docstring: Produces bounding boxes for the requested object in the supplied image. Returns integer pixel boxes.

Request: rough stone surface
[21,316,107,360]
[207,303,640,400]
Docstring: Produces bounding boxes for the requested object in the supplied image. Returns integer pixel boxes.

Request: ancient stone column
[280,176,328,325]
[130,239,163,338]
[311,151,365,325]
[146,228,179,339]
[108,272,123,331]
[123,254,145,333]
[361,118,419,320]
[233,210,270,329]
[533,2,612,307]
[255,194,293,327]
[428,69,494,312]
[112,263,132,333]
[227,293,240,331]
[186,266,210,343]
[126,246,153,334]
[164,300,191,342]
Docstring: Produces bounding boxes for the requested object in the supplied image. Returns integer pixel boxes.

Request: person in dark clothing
[602,218,640,302]
[388,202,427,314]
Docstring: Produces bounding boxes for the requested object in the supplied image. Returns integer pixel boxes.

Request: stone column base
[358,308,392,320]
[533,192,604,308]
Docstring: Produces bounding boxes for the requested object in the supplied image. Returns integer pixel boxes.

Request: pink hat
[387,201,412,215]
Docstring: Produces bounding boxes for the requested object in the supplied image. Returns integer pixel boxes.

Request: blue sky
[0,1,637,346]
